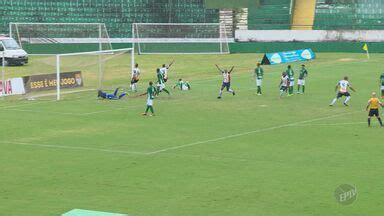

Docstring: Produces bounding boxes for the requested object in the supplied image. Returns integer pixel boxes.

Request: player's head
[282,72,286,76]
[97,90,102,97]
[156,68,160,73]
[372,92,377,97]
[162,64,166,67]
[257,63,261,67]
[135,63,139,68]
[149,81,153,86]
[302,64,305,68]
[179,78,182,81]
[344,76,348,80]
[288,65,291,69]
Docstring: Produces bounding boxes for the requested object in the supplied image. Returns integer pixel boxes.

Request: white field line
[298,122,366,127]
[146,111,361,155]
[0,141,148,155]
[0,101,51,109]
[0,111,361,157]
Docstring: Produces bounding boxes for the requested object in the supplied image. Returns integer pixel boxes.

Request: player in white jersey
[215,64,235,99]
[130,63,140,92]
[160,60,175,83]
[330,76,356,106]
[279,72,290,98]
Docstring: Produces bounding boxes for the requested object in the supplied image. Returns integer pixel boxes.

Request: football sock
[368,118,371,126]
[382,90,384,98]
[145,106,150,113]
[344,96,351,104]
[257,86,261,94]
[228,89,234,93]
[297,86,300,93]
[163,88,170,95]
[219,90,223,97]
[149,106,154,114]
[378,117,383,126]
[302,85,305,93]
[330,98,337,105]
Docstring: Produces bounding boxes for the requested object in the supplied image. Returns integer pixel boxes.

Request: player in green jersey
[141,81,157,116]
[380,72,384,99]
[254,63,264,95]
[156,68,170,96]
[286,65,295,96]
[297,64,308,94]
[174,78,191,91]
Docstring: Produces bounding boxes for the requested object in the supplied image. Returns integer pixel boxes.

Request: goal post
[9,23,112,55]
[55,48,134,100]
[132,23,230,54]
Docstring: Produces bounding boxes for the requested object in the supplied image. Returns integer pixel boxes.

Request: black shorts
[221,82,231,91]
[369,109,379,117]
[131,78,139,84]
[337,92,351,98]
[280,86,288,91]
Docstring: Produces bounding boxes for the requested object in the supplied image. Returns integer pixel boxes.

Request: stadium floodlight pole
[56,55,61,101]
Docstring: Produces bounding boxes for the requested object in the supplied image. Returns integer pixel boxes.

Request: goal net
[132,23,230,54]
[4,48,134,101]
[9,23,112,55]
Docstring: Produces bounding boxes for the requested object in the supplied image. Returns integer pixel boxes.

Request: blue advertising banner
[261,48,315,65]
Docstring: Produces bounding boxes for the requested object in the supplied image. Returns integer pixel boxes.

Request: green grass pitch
[0,53,383,216]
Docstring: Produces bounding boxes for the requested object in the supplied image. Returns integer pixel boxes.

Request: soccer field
[0,53,383,216]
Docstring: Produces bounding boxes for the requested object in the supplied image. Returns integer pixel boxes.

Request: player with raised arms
[130,63,140,92]
[279,72,290,98]
[297,64,308,94]
[160,60,175,83]
[215,64,236,99]
[255,63,264,95]
[380,72,384,99]
[366,92,383,127]
[329,76,356,106]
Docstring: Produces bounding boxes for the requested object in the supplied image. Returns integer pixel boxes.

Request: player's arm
[366,100,371,111]
[168,60,175,69]
[215,64,224,73]
[335,84,340,92]
[349,85,356,92]
[228,66,235,73]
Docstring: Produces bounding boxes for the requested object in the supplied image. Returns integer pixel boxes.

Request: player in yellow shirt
[366,92,383,127]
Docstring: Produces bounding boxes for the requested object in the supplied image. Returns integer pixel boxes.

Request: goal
[132,23,230,54]
[9,23,112,55]
[9,48,134,100]
[55,48,134,100]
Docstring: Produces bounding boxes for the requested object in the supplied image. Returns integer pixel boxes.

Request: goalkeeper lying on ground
[98,88,127,100]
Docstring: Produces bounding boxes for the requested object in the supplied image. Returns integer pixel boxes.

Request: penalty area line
[146,111,361,155]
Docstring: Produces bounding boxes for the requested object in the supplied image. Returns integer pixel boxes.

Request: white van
[0,36,28,66]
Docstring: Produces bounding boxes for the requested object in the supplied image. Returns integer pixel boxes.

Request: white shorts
[147,98,153,106]
[157,83,166,91]
[182,85,189,91]
[381,86,384,90]
[298,79,305,85]
[256,79,262,86]
[289,80,295,87]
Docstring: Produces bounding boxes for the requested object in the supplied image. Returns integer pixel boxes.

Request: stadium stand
[248,0,292,30]
[0,0,219,38]
[314,0,384,30]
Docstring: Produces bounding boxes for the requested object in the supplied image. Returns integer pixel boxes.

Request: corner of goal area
[62,209,128,216]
